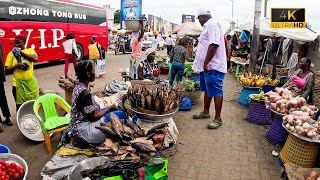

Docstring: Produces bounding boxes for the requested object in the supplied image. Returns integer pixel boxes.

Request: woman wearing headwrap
[5,34,39,123]
[137,48,159,80]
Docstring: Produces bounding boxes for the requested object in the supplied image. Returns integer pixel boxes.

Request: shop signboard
[182,14,195,23]
[120,0,142,28]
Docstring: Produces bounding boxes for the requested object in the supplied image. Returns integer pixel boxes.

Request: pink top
[131,38,142,58]
[291,73,310,89]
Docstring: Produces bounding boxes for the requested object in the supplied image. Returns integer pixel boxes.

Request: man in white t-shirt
[192,8,227,130]
[151,31,160,50]
[165,35,174,55]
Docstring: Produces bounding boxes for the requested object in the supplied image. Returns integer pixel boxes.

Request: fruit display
[265,87,318,116]
[238,73,268,87]
[0,160,25,180]
[282,114,320,140]
[154,54,167,61]
[266,77,280,86]
[250,90,265,101]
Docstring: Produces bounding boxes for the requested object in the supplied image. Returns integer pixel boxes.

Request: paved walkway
[168,74,282,180]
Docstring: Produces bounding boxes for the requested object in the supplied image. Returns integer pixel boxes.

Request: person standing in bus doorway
[63,33,78,79]
[88,37,102,77]
[5,34,39,119]
[130,19,144,80]
[0,42,11,131]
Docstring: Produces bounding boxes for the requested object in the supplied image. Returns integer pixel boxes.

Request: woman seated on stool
[137,48,159,80]
[70,60,125,148]
[283,57,314,101]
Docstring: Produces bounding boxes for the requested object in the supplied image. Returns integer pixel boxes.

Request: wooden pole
[249,0,262,74]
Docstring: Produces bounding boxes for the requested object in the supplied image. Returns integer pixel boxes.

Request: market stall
[37,80,183,179]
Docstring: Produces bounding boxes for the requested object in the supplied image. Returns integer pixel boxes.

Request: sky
[75,0,320,32]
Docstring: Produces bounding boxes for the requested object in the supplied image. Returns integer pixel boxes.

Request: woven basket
[238,87,260,106]
[130,80,156,87]
[180,91,201,105]
[266,114,289,147]
[246,101,272,125]
[279,134,319,168]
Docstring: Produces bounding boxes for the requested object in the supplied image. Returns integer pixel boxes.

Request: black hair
[232,34,238,46]
[169,35,171,38]
[227,35,231,40]
[90,37,96,41]
[75,60,94,82]
[305,57,312,69]
[65,33,75,40]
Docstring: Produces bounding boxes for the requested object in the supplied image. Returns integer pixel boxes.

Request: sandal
[208,120,222,129]
[2,120,13,126]
[193,112,211,119]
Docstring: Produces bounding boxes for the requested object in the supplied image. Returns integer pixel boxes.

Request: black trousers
[0,82,11,118]
[167,45,173,56]
[12,86,21,112]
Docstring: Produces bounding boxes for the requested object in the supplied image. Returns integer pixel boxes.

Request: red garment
[224,38,230,61]
[64,53,77,77]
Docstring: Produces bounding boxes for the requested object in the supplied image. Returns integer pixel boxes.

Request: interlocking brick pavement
[168,73,282,180]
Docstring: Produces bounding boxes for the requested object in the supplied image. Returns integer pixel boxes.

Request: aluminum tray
[282,124,320,144]
[131,108,178,122]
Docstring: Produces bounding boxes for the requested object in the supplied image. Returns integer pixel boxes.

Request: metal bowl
[68,156,108,180]
[131,108,179,122]
[17,100,45,142]
[0,154,28,180]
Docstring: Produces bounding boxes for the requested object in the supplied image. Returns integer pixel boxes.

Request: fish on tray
[110,113,125,138]
[104,138,119,153]
[132,142,157,152]
[130,137,153,145]
[95,126,119,140]
[146,123,169,136]
[126,118,144,136]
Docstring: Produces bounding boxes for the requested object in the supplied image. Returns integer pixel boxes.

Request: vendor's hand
[203,64,209,73]
[107,105,118,112]
[14,63,23,69]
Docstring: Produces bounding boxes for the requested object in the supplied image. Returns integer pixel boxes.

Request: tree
[114,10,120,24]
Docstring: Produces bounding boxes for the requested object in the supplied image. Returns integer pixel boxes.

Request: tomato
[13,173,19,179]
[5,175,9,180]
[0,175,5,180]
[0,166,4,171]
[18,170,24,176]
[9,163,16,169]
[9,172,13,178]
[0,161,5,165]
[18,166,24,171]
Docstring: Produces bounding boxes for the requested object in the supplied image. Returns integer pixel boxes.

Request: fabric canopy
[239,18,319,42]
[177,23,203,38]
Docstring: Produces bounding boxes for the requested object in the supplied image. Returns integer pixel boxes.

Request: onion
[307,131,315,138]
[285,123,290,129]
[289,126,295,132]
[271,103,277,110]
[275,88,283,95]
[300,98,307,106]
[295,126,302,131]
[302,123,310,129]
[290,107,296,112]
[288,120,295,126]
[301,106,307,112]
[296,119,302,126]
[289,98,298,106]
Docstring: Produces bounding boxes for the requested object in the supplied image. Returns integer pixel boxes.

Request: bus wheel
[76,44,84,61]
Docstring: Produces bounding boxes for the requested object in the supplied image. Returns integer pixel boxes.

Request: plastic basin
[0,144,10,153]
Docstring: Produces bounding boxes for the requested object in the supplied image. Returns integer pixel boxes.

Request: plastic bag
[97,59,106,76]
[179,96,192,111]
[136,157,169,180]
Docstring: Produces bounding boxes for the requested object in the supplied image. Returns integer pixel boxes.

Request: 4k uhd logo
[271,8,306,28]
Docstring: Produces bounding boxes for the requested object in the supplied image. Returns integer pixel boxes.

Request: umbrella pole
[259,40,269,75]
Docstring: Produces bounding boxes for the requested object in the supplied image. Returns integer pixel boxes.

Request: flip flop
[193,112,211,119]
[2,120,13,126]
[208,120,222,129]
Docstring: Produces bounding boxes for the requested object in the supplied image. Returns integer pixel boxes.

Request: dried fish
[132,142,156,152]
[152,134,165,144]
[110,113,125,138]
[146,123,169,136]
[124,125,134,136]
[130,137,153,145]
[96,126,119,140]
[104,138,119,153]
[126,118,144,136]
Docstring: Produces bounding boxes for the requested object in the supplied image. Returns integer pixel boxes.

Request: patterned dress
[70,82,106,144]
